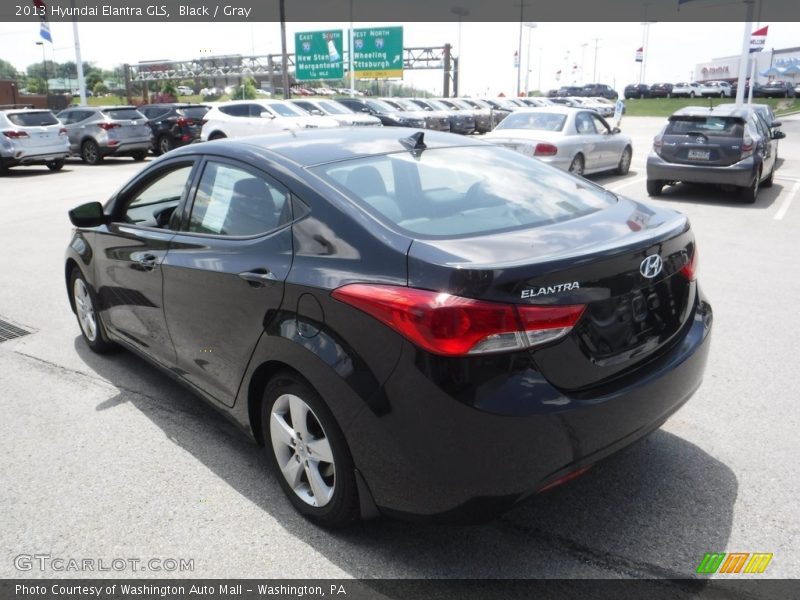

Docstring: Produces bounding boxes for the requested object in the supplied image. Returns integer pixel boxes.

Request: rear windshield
[310,146,615,238]
[7,111,59,126]
[177,106,210,118]
[666,116,744,138]
[495,111,567,132]
[102,108,144,120]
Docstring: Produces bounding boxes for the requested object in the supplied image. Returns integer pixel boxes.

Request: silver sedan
[483,107,633,176]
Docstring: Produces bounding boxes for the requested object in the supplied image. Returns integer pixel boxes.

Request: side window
[58,111,74,125]
[219,105,249,117]
[325,158,396,198]
[187,162,290,236]
[575,113,597,134]
[118,164,194,228]
[591,114,609,134]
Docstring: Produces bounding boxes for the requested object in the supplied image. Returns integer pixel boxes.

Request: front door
[162,158,294,406]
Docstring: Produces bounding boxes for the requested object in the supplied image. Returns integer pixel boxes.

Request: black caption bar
[3,0,800,22]
[3,579,800,600]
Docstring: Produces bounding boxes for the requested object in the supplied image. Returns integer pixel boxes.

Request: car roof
[669,105,751,119]
[173,128,487,167]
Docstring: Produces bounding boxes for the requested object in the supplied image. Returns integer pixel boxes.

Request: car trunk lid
[407,197,696,390]
[657,114,746,166]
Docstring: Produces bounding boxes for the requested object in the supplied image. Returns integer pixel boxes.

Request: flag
[635,47,643,62]
[750,25,768,53]
[513,51,519,68]
[555,69,561,81]
[33,0,52,43]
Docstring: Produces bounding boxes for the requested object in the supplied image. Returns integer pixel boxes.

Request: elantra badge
[521,282,580,299]
[640,254,663,279]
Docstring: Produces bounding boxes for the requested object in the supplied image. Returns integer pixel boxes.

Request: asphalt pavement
[1,115,798,581]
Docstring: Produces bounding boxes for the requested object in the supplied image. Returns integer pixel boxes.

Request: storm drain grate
[0,319,33,343]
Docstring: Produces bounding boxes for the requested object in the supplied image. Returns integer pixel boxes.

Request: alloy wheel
[270,393,336,508]
[73,277,97,342]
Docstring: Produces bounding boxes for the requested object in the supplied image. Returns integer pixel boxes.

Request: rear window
[7,111,59,126]
[102,108,144,120]
[267,103,305,117]
[495,111,566,132]
[666,116,744,138]
[177,106,210,118]
[310,146,615,238]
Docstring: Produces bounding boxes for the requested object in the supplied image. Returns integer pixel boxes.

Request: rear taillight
[2,130,29,138]
[332,284,585,356]
[533,143,558,157]
[680,247,698,281]
[740,134,754,159]
[176,117,194,127]
[99,123,120,131]
[653,135,663,156]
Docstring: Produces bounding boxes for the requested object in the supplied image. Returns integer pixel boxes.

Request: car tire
[262,372,359,528]
[616,146,632,175]
[568,154,585,176]
[69,268,115,354]
[156,134,174,156]
[208,132,226,141]
[47,159,65,171]
[646,179,664,196]
[81,139,102,165]
[131,151,147,162]
[740,169,760,204]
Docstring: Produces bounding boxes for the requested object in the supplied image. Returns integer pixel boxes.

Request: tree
[93,81,109,96]
[0,58,19,80]
[161,81,177,97]
[84,69,103,90]
[233,77,257,100]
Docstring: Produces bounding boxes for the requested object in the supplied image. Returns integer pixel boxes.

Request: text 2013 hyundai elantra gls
[65,128,712,526]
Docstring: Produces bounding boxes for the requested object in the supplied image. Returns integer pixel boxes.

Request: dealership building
[694,46,800,83]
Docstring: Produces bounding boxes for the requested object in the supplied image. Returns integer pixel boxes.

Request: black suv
[649,83,674,98]
[624,84,650,99]
[580,83,618,99]
[139,103,211,155]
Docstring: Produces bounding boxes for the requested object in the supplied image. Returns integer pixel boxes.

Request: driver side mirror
[612,127,621,134]
[69,202,107,228]
[772,130,786,140]
[771,121,782,127]
[259,111,275,119]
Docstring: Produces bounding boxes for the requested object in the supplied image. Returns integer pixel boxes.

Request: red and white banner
[635,47,643,62]
[750,25,768,53]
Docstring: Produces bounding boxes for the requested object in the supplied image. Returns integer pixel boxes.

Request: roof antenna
[399,131,427,155]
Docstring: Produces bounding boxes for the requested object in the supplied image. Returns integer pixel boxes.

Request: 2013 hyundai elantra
[65,128,712,526]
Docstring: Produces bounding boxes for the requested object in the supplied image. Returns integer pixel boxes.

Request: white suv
[200,100,340,141]
[671,82,702,98]
[699,81,733,98]
[0,108,70,174]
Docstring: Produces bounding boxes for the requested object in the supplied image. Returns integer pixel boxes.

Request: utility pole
[592,37,600,82]
[279,0,290,99]
[524,23,537,95]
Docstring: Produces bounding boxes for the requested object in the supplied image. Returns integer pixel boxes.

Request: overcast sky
[1,20,798,94]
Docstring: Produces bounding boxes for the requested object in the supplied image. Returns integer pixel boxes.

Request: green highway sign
[295,30,344,81]
[353,26,404,78]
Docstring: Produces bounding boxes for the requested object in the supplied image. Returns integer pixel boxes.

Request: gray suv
[647,105,785,203]
[57,106,152,164]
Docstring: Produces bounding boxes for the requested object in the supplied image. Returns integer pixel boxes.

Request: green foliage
[161,81,178,97]
[84,70,103,90]
[0,58,19,79]
[93,81,109,96]
[231,77,257,100]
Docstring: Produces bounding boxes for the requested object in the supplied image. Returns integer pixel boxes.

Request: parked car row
[627,79,798,99]
[548,83,618,100]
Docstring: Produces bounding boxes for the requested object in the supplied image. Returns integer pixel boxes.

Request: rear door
[658,114,746,166]
[101,107,151,144]
[162,158,294,406]
[573,111,604,170]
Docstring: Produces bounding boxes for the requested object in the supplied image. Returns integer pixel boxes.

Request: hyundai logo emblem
[640,254,663,279]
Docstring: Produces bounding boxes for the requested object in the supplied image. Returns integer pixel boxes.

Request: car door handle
[238,269,278,287]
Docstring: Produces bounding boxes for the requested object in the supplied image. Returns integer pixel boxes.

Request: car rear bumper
[100,138,152,156]
[0,147,70,166]
[347,288,713,519]
[647,152,756,187]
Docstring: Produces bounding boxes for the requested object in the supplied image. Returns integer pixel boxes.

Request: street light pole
[451,7,469,97]
[516,2,526,96]
[524,22,537,95]
[36,41,49,106]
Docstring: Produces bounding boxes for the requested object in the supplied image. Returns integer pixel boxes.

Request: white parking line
[774,181,800,221]
[608,176,646,193]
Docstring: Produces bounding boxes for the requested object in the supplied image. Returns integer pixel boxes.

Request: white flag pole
[735,0,755,107]
[70,0,86,105]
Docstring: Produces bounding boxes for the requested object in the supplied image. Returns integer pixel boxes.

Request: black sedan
[759,80,796,98]
[65,128,712,526]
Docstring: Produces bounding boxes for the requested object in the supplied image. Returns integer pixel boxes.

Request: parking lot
[1,114,799,580]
